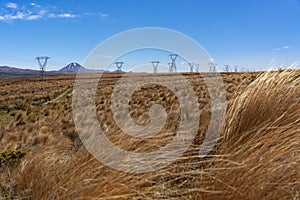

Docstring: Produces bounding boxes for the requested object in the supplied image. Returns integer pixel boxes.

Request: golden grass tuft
[200,71,300,199]
[9,71,299,199]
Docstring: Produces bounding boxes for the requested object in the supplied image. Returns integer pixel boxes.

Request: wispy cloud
[50,13,76,18]
[0,2,79,22]
[0,12,25,21]
[84,12,109,19]
[6,2,17,9]
[100,13,108,17]
[26,14,41,20]
[30,2,38,7]
[273,45,290,51]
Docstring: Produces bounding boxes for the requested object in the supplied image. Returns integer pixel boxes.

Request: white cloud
[29,2,42,8]
[47,13,56,18]
[27,15,41,20]
[0,12,25,21]
[0,2,105,22]
[83,12,109,18]
[57,13,76,18]
[48,13,77,18]
[100,12,108,17]
[38,10,47,15]
[6,2,17,9]
[273,45,289,51]
[0,11,43,22]
[10,12,25,19]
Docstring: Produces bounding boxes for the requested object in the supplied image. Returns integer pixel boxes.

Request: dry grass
[1,71,299,199]
[199,71,300,199]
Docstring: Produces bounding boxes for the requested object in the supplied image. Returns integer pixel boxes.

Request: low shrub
[0,150,28,167]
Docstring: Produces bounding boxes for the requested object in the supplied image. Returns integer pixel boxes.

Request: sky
[0,0,300,71]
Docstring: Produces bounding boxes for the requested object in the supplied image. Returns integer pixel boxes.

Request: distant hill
[0,66,63,80]
[0,66,40,75]
[59,62,109,74]
[0,63,110,80]
[59,63,86,73]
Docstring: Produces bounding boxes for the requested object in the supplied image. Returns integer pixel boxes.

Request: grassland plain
[0,71,299,199]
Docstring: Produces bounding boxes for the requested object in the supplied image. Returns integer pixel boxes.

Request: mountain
[59,62,109,74]
[59,62,86,73]
[0,66,40,75]
[0,63,111,80]
[0,66,62,80]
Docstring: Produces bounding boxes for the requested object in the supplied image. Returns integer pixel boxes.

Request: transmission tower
[169,54,178,72]
[209,62,217,72]
[190,63,200,72]
[36,56,50,81]
[189,63,194,72]
[115,62,124,72]
[224,65,230,72]
[195,64,200,72]
[151,61,160,73]
[234,65,239,72]
[168,63,173,72]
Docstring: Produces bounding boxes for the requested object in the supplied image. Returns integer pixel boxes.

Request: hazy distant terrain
[0,66,63,80]
[0,63,106,80]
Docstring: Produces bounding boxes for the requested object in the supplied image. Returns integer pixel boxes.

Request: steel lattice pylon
[151,61,160,73]
[35,56,50,81]
[169,54,178,72]
[115,62,124,72]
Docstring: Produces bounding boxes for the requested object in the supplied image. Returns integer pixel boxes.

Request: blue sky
[0,0,300,71]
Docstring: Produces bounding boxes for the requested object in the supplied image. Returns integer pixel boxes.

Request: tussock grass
[0,150,28,199]
[200,71,300,199]
[1,72,298,199]
[9,71,299,199]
